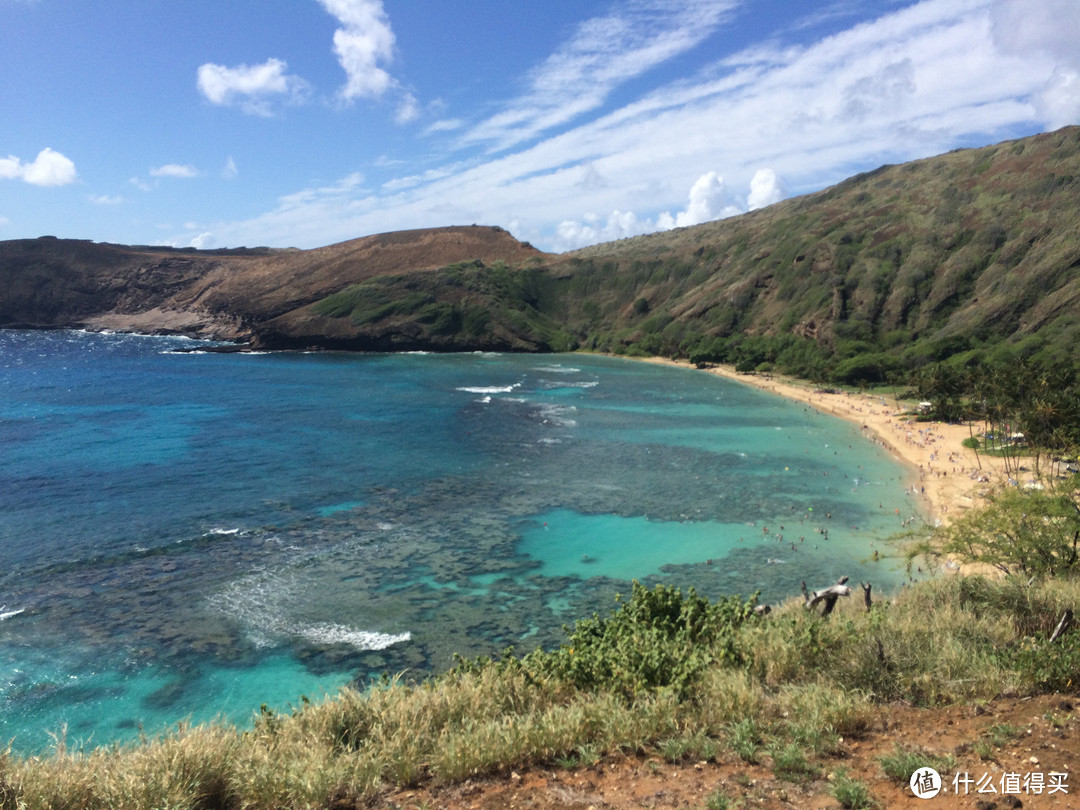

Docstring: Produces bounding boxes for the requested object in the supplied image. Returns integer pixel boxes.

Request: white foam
[534,365,581,374]
[297,623,411,650]
[537,403,578,427]
[541,380,598,389]
[211,571,410,653]
[456,383,521,394]
[0,607,25,621]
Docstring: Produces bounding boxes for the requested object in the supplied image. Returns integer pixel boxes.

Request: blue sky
[2,0,1078,253]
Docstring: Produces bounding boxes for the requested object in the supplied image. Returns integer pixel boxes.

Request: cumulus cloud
[0,148,77,186]
[747,168,783,210]
[555,170,781,251]
[316,0,396,101]
[150,164,199,178]
[658,171,735,229]
[197,58,310,115]
[556,210,651,250]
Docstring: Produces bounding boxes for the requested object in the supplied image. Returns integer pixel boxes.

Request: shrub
[522,581,758,699]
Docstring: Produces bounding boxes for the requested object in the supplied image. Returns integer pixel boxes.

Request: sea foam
[456,383,522,394]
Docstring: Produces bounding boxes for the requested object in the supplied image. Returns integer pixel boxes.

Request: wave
[456,383,522,395]
[533,365,581,374]
[0,606,25,621]
[296,624,411,650]
[540,380,599,390]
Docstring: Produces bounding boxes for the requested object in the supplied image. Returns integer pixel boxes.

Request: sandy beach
[639,357,1008,527]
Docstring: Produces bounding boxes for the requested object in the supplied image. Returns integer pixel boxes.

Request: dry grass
[3,574,1076,809]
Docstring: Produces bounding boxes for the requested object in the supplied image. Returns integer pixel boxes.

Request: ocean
[0,329,920,751]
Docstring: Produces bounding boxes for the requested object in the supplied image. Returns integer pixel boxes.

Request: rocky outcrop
[0,226,547,346]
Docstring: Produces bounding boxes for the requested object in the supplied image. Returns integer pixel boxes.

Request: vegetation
[911,482,1080,578]
[6,126,1080,808]
[2,569,1077,808]
[830,769,876,809]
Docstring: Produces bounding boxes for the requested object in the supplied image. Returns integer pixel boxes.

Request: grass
[830,769,876,809]
[1,575,1077,808]
[703,787,734,809]
[768,742,820,782]
[876,743,956,784]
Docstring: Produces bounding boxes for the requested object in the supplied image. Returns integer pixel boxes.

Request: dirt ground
[380,694,1078,809]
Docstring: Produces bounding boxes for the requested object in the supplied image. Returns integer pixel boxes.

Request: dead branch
[1049,609,1074,643]
[804,576,852,616]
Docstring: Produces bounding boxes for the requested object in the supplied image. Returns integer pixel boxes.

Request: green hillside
[285,127,1080,384]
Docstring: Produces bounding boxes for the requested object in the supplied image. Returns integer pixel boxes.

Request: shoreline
[633,356,1007,527]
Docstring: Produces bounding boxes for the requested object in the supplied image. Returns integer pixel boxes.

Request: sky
[1,0,1078,254]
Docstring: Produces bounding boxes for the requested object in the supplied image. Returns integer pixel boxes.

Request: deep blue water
[0,330,920,751]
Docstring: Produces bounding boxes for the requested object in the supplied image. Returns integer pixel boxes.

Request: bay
[0,330,920,751]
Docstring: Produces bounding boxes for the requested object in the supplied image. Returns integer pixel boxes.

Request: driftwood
[802,576,852,617]
[1049,609,1074,643]
[860,582,873,612]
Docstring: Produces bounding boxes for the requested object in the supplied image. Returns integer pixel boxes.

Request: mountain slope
[544,126,1080,372]
[0,226,546,342]
[3,127,1080,372]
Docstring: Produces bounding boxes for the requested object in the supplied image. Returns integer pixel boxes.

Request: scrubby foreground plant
[2,574,1077,808]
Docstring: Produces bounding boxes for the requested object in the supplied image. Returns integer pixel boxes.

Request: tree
[910,480,1080,578]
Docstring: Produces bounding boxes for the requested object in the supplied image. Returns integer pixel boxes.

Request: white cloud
[556,171,748,251]
[747,168,782,210]
[460,0,738,152]
[89,194,123,205]
[150,164,199,179]
[197,58,310,115]
[395,92,421,124]
[990,0,1080,130]
[223,157,238,180]
[0,148,77,187]
[556,210,651,249]
[203,0,1079,253]
[316,0,396,101]
[189,232,215,249]
[671,171,731,228]
[426,118,464,134]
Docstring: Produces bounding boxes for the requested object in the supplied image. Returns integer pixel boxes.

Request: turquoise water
[0,331,921,751]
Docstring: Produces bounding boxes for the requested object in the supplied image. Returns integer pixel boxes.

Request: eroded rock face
[0,226,548,347]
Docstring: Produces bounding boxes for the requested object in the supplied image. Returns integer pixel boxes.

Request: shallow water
[0,330,921,751]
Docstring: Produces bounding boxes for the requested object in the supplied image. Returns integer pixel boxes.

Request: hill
[0,226,547,346]
[4,127,1080,372]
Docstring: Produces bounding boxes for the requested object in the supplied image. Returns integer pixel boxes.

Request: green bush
[523,581,758,700]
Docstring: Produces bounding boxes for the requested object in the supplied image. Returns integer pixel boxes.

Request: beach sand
[638,358,1009,527]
